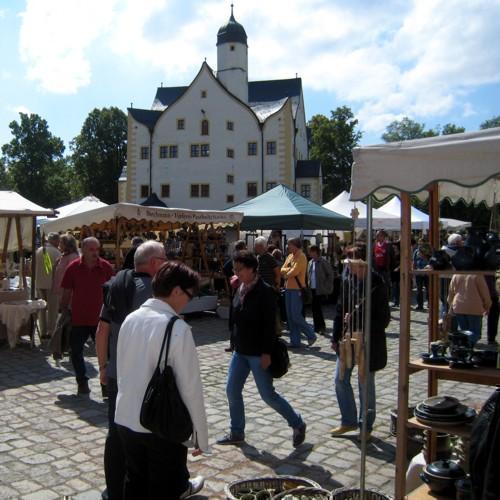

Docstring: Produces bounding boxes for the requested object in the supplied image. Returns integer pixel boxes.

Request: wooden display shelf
[407,484,454,499]
[407,416,472,438]
[408,359,500,385]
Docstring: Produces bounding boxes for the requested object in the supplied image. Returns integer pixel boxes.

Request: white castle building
[119,7,322,209]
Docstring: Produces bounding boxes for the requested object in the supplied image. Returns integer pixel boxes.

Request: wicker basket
[272,486,332,499]
[330,487,393,500]
[225,476,322,500]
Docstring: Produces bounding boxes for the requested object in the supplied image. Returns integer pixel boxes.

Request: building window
[169,145,178,158]
[227,148,234,158]
[201,90,207,98]
[227,194,234,203]
[266,141,277,155]
[247,142,257,156]
[201,119,209,136]
[266,182,277,191]
[177,119,185,130]
[247,182,258,197]
[190,184,199,197]
[140,146,149,160]
[226,121,234,131]
[161,184,170,198]
[159,145,168,159]
[190,184,209,198]
[200,144,210,157]
[140,185,149,198]
[200,184,210,197]
[230,45,235,51]
[190,144,200,157]
[301,184,311,198]
[227,174,234,184]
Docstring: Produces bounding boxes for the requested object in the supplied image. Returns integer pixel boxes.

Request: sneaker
[330,425,357,436]
[293,422,306,447]
[77,380,91,395]
[216,432,245,445]
[180,475,205,499]
[307,336,317,347]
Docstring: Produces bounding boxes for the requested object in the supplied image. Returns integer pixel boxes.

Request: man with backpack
[96,241,167,500]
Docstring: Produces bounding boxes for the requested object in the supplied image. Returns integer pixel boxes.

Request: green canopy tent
[226,184,353,230]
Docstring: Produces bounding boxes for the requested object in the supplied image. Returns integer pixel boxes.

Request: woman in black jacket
[217,251,307,448]
[330,252,390,440]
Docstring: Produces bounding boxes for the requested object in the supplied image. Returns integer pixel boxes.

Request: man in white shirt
[35,232,61,338]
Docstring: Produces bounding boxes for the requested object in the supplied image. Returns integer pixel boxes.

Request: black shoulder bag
[295,276,313,305]
[140,316,193,442]
[269,337,290,378]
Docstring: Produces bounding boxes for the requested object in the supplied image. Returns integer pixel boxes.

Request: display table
[0,299,46,348]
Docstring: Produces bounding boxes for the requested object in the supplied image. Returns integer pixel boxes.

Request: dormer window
[201,90,207,98]
[230,45,235,51]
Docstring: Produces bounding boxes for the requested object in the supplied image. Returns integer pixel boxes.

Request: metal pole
[360,195,373,498]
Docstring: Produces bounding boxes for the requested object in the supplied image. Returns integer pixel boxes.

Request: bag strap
[294,276,305,289]
[156,316,179,372]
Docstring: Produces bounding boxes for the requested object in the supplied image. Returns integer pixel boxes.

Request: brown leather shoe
[330,425,357,436]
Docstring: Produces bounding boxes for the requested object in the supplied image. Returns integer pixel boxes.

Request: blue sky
[1,0,499,154]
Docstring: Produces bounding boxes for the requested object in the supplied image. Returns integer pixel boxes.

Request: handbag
[269,338,290,378]
[295,276,313,305]
[139,316,193,442]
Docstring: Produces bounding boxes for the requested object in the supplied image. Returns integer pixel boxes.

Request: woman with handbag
[217,251,307,448]
[280,238,317,348]
[114,261,208,499]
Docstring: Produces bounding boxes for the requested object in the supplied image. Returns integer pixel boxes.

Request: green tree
[308,106,362,201]
[71,107,127,204]
[441,123,465,135]
[0,157,12,190]
[1,113,66,207]
[480,115,500,129]
[382,116,438,142]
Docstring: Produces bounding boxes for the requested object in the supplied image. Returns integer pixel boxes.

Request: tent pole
[360,195,373,497]
[30,216,36,299]
[2,216,12,265]
[395,192,412,499]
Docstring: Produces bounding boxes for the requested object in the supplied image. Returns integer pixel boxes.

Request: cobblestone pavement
[0,305,495,499]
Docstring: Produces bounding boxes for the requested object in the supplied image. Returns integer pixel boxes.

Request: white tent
[350,127,500,206]
[55,195,107,219]
[0,191,54,252]
[378,197,429,230]
[42,202,243,234]
[323,191,400,229]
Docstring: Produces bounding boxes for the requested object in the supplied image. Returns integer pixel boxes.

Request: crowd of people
[32,228,497,499]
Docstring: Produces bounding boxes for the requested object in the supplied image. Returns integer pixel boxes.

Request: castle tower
[216,5,248,103]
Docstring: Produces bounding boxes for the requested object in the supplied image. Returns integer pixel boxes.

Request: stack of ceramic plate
[415,396,476,426]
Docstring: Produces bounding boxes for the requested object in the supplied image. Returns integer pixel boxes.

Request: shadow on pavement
[239,443,344,491]
[55,393,108,428]
[354,437,396,463]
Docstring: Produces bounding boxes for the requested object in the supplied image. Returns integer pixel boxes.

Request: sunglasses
[182,288,194,300]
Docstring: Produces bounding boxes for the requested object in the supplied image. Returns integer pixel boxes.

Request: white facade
[122,10,320,210]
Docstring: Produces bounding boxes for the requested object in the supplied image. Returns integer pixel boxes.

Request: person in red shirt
[373,230,392,289]
[60,237,114,395]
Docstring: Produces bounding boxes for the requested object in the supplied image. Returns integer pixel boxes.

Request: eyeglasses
[182,288,194,300]
[153,256,167,262]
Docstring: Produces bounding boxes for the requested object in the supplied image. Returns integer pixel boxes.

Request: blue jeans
[285,289,316,347]
[454,314,483,345]
[334,360,376,432]
[226,352,302,435]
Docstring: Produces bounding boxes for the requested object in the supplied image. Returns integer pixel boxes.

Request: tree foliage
[1,113,74,207]
[308,106,362,202]
[480,115,500,130]
[71,107,127,204]
[441,123,465,135]
[382,117,438,142]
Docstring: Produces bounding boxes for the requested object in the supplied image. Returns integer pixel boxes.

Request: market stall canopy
[226,184,353,230]
[350,127,500,206]
[54,195,107,218]
[378,197,429,230]
[140,192,167,208]
[323,191,400,230]
[41,202,243,234]
[0,191,54,252]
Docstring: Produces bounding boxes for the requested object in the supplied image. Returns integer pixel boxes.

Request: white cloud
[8,105,32,115]
[17,0,500,133]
